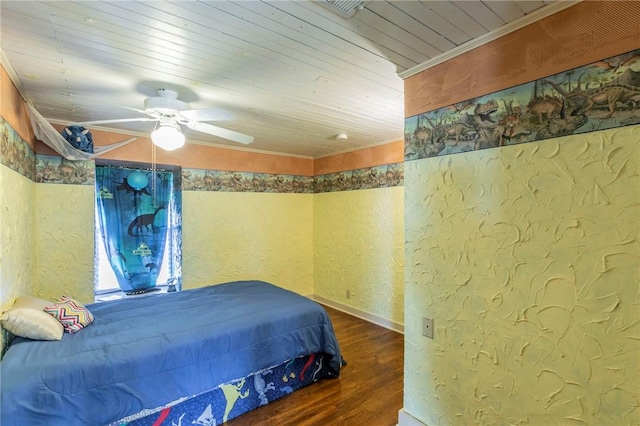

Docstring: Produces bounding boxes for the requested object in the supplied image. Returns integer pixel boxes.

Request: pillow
[44,296,94,334]
[0,296,64,340]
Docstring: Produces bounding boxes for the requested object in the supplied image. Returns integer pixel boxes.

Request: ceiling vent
[319,0,367,18]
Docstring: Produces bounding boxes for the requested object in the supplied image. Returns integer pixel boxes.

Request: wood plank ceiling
[0,1,570,158]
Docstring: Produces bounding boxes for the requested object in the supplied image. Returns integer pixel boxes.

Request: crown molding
[398,1,582,80]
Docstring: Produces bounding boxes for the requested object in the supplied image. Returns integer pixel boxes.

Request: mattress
[1,280,341,425]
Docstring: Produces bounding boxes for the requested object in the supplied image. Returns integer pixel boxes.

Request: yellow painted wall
[0,165,36,349]
[404,126,639,424]
[34,184,95,303]
[31,188,316,300]
[183,192,314,295]
[29,181,404,322]
[314,187,404,326]
[1,65,36,351]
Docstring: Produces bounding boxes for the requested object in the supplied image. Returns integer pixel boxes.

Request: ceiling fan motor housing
[144,89,189,114]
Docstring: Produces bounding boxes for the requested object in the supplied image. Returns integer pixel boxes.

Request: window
[94,160,182,300]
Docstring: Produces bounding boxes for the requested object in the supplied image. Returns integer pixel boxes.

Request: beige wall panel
[404,126,639,425]
[314,187,404,325]
[182,191,314,295]
[0,165,36,349]
[34,184,95,304]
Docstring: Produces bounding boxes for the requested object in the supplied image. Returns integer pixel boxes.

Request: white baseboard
[311,295,404,334]
[398,409,426,426]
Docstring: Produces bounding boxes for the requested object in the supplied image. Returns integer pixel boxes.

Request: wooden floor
[227,305,404,426]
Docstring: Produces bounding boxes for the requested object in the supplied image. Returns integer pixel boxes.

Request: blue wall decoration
[126,170,149,190]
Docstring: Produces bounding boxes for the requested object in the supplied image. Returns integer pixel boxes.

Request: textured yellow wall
[182,191,314,295]
[404,126,639,424]
[314,187,404,325]
[34,184,95,304]
[25,185,316,303]
[0,165,36,349]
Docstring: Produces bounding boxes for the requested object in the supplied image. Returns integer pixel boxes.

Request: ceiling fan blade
[76,117,158,126]
[179,108,233,122]
[185,121,254,145]
[123,106,149,115]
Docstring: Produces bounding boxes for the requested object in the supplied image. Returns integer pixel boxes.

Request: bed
[1,280,342,425]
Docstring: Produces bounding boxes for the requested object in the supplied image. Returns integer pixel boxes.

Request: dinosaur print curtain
[95,163,182,294]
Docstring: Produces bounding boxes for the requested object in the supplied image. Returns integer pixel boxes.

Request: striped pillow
[44,297,94,333]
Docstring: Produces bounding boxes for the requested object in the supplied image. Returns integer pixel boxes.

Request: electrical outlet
[422,317,434,339]
[346,289,351,299]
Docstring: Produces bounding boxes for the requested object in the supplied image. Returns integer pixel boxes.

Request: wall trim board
[311,294,404,334]
[397,409,427,426]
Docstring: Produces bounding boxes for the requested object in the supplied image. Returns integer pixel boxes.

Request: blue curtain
[95,163,182,293]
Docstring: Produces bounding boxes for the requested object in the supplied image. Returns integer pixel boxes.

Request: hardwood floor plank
[227,305,404,426]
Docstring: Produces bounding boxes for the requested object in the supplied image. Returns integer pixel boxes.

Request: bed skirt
[116,352,336,425]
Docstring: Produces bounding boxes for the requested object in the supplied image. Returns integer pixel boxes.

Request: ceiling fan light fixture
[73,87,253,147]
[151,122,185,151]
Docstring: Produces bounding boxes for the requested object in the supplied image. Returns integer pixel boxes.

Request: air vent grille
[320,0,366,18]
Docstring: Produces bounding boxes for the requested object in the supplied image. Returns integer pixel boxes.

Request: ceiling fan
[77,89,254,150]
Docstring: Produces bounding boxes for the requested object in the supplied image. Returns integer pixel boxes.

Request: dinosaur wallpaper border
[181,163,403,193]
[314,163,403,193]
[0,117,36,180]
[404,48,640,161]
[36,154,95,184]
[33,153,403,193]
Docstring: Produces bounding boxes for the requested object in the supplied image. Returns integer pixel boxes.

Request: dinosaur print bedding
[0,281,342,426]
[117,353,336,425]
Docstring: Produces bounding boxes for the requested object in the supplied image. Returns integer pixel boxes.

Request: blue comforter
[1,280,341,425]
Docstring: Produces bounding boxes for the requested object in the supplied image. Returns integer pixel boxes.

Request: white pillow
[0,296,64,341]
